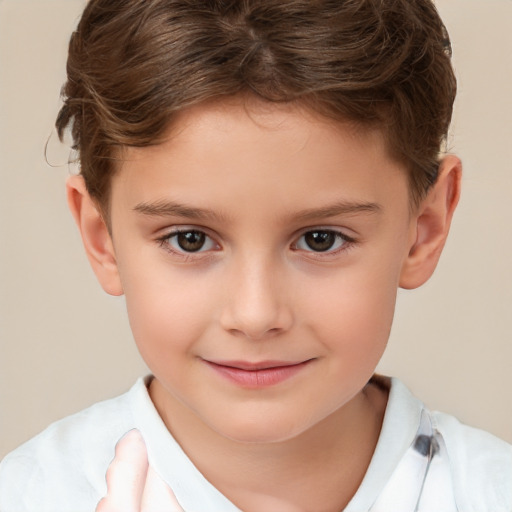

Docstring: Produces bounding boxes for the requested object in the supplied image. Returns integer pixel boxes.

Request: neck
[149,378,388,512]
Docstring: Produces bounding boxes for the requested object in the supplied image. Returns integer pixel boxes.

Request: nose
[220,253,294,341]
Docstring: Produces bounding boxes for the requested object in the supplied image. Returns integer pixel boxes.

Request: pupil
[305,231,335,252]
[177,231,205,252]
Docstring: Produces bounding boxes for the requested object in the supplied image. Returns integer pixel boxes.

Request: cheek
[121,263,217,368]
[300,262,400,363]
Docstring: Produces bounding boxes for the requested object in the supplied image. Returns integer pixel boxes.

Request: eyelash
[157,228,219,259]
[292,229,356,257]
[156,227,356,259]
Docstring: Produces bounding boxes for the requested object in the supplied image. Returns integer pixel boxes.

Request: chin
[209,413,312,445]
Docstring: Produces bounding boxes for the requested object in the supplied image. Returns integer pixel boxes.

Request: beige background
[0,0,511,460]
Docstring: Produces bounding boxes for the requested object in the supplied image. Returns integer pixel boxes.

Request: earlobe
[66,175,124,296]
[399,155,462,290]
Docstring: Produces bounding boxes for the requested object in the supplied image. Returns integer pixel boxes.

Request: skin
[68,99,461,512]
[96,430,184,512]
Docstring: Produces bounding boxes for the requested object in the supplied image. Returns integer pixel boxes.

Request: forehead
[113,99,409,219]
[162,98,385,156]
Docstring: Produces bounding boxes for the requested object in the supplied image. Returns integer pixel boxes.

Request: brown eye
[304,231,336,251]
[165,230,217,253]
[295,230,349,253]
[176,231,205,252]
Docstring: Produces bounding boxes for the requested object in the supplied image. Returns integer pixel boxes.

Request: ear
[66,175,124,296]
[399,155,462,290]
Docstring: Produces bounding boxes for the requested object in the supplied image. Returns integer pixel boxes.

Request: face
[108,100,416,443]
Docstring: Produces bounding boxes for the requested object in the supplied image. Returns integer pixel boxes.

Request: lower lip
[205,360,312,389]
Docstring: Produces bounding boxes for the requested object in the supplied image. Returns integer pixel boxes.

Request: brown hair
[56,0,456,211]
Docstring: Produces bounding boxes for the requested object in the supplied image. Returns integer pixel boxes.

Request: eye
[294,229,351,253]
[163,229,217,253]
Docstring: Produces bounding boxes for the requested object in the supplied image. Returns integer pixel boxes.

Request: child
[1,0,510,511]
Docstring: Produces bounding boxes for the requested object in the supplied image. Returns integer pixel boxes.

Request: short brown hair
[56,0,456,210]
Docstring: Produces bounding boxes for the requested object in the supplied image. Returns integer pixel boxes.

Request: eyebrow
[133,200,226,222]
[293,201,381,221]
[133,199,381,222]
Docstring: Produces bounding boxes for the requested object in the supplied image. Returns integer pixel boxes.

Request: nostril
[227,326,282,341]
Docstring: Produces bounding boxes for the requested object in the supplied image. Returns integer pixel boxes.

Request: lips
[203,359,313,388]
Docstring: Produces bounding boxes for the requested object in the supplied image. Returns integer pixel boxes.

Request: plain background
[0,0,511,460]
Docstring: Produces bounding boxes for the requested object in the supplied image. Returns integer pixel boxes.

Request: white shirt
[1,376,510,511]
